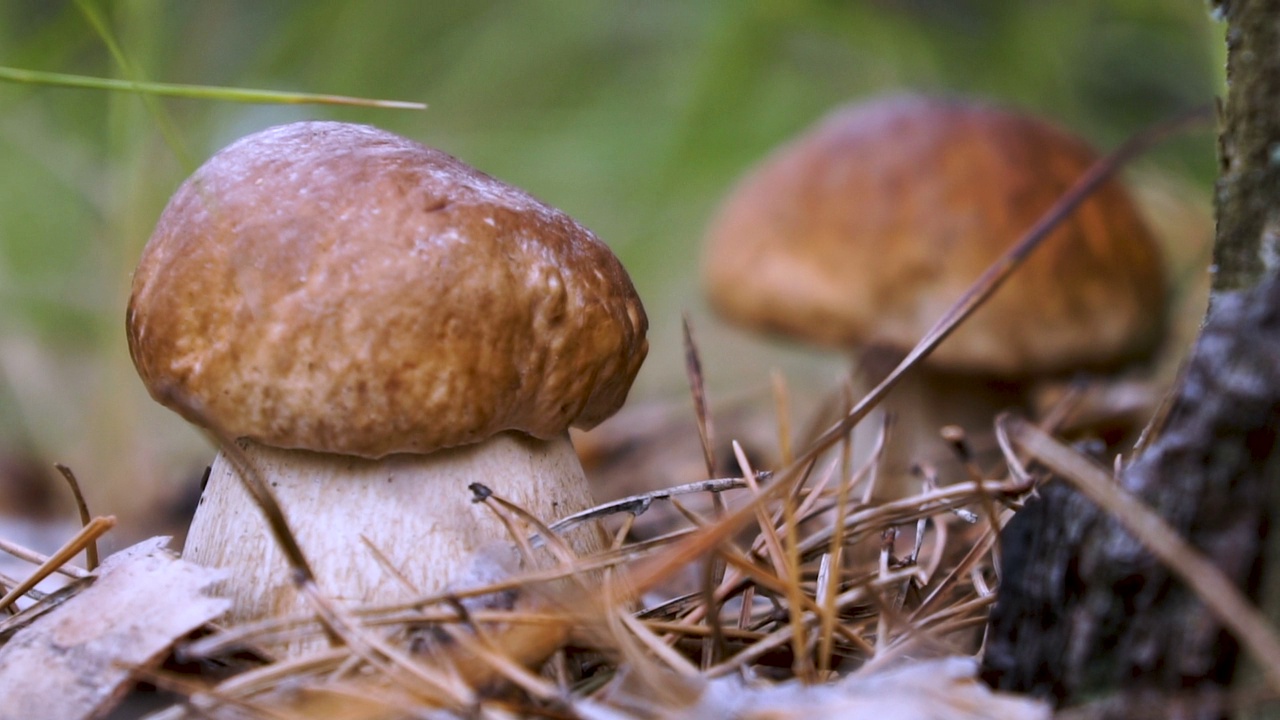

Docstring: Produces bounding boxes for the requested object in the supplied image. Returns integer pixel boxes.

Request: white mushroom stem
[183,430,606,635]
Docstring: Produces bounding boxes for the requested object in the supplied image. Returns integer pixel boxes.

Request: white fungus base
[183,431,607,638]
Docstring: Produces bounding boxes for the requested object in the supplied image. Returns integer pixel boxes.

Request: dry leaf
[0,536,230,720]
[620,657,1051,720]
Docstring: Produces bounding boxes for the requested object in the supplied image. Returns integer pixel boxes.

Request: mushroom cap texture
[128,121,648,458]
[703,94,1166,377]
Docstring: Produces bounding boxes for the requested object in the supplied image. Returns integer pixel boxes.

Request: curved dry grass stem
[52,464,97,570]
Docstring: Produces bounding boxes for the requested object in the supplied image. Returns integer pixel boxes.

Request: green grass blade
[0,66,427,110]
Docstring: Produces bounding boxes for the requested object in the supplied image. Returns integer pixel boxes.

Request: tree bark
[1212,0,1280,295]
[983,278,1280,717]
[983,2,1280,717]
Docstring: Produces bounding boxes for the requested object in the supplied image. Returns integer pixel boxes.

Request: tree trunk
[982,2,1280,717]
[1212,0,1280,295]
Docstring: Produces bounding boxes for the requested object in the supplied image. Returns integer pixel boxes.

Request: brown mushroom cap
[703,94,1165,378]
[128,121,648,458]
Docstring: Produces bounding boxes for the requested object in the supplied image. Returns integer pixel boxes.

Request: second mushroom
[703,94,1166,490]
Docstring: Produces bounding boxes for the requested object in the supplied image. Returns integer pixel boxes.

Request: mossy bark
[1212,0,1280,294]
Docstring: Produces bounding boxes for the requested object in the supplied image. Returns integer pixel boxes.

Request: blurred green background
[0,1,1222,540]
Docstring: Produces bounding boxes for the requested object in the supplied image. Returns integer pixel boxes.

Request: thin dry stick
[869,597,998,671]
[839,378,855,496]
[473,485,581,569]
[874,531,894,657]
[820,380,864,674]
[993,415,1034,489]
[437,599,562,702]
[238,651,350,690]
[0,538,90,579]
[547,476,752,533]
[780,474,814,682]
[704,566,920,678]
[467,486,610,682]
[183,607,568,663]
[773,370,795,467]
[736,584,756,632]
[734,442,788,579]
[682,316,730,668]
[619,609,701,677]
[719,442,818,673]
[791,458,841,526]
[360,535,419,594]
[814,553,835,663]
[598,596,695,710]
[912,526,992,621]
[149,650,349,719]
[795,476,1028,558]
[621,455,815,611]
[670,516,825,638]
[641,619,763,641]
[670,458,818,632]
[706,611,820,678]
[917,512,950,583]
[698,549,724,670]
[132,669,300,720]
[297,581,476,709]
[683,314,719,480]
[0,515,113,612]
[1009,416,1280,695]
[668,497,712,529]
[214,439,316,586]
[53,463,98,570]
[734,457,824,567]
[671,455,994,647]
[861,413,891,504]
[610,513,637,550]
[818,430,855,674]
[711,540,878,650]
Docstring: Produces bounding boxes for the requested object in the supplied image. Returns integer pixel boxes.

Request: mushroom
[702,94,1165,486]
[127,121,648,633]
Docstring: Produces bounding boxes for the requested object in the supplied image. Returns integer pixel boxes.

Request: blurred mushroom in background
[1032,170,1213,451]
[703,93,1167,493]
